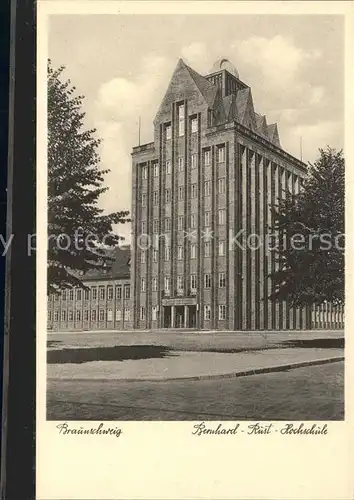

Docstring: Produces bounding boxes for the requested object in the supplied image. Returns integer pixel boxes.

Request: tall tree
[47,60,130,293]
[270,147,344,306]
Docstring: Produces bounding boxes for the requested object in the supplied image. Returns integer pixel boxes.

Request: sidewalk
[47,346,344,382]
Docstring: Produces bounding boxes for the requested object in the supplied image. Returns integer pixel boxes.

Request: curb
[48,356,344,383]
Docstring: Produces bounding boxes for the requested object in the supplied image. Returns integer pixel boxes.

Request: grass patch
[47,345,172,364]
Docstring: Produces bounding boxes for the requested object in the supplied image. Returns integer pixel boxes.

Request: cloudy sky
[49,14,344,242]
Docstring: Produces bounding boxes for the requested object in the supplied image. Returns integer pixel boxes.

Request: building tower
[131,58,309,330]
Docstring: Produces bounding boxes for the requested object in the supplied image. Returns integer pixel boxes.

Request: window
[153,163,159,177]
[178,215,184,231]
[76,289,82,301]
[204,150,211,166]
[141,278,146,292]
[218,146,225,163]
[165,124,172,140]
[178,186,184,201]
[164,246,171,261]
[153,249,158,262]
[115,309,122,321]
[124,285,131,299]
[107,286,113,300]
[204,241,211,257]
[204,180,211,196]
[204,211,211,227]
[141,251,146,264]
[164,276,171,294]
[142,165,148,180]
[191,184,197,198]
[69,289,74,301]
[190,274,197,291]
[177,246,183,260]
[140,307,146,321]
[76,310,81,321]
[84,310,89,321]
[219,305,226,320]
[153,191,158,205]
[165,218,171,232]
[68,310,74,321]
[124,308,130,321]
[55,293,59,301]
[54,311,59,321]
[99,309,105,321]
[141,193,147,206]
[99,286,105,300]
[141,221,146,233]
[218,209,226,225]
[165,189,171,203]
[219,240,226,256]
[116,285,122,299]
[61,310,66,322]
[152,277,158,291]
[219,273,226,288]
[218,178,226,194]
[165,160,171,175]
[91,287,97,300]
[190,244,197,259]
[178,103,185,137]
[177,276,184,292]
[178,157,184,172]
[107,309,113,321]
[190,214,196,229]
[62,290,67,301]
[153,219,159,233]
[191,117,198,134]
[84,289,90,300]
[48,310,52,321]
[191,153,197,169]
[204,305,211,320]
[91,309,97,321]
[152,306,158,321]
[204,273,212,288]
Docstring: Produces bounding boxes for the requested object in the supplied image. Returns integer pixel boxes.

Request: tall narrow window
[153,191,158,205]
[142,165,148,180]
[204,274,212,288]
[153,163,159,177]
[152,278,158,291]
[218,209,226,225]
[164,246,171,261]
[178,157,184,172]
[204,180,211,196]
[204,211,211,227]
[204,305,211,320]
[218,240,226,256]
[91,309,97,321]
[191,117,198,134]
[218,146,225,163]
[191,184,197,198]
[177,246,184,260]
[178,186,184,201]
[218,178,226,194]
[219,305,226,320]
[177,276,184,293]
[124,285,130,299]
[140,307,146,321]
[165,189,171,204]
[107,286,113,300]
[164,276,171,294]
[165,218,171,232]
[116,285,122,299]
[76,289,82,301]
[152,306,158,321]
[91,287,97,300]
[191,153,197,169]
[165,160,171,175]
[190,214,196,229]
[153,218,159,233]
[141,251,146,264]
[219,273,226,288]
[178,215,184,231]
[165,124,172,140]
[204,150,211,166]
[141,278,146,292]
[153,249,158,262]
[190,244,197,259]
[204,241,211,257]
[141,193,147,206]
[190,274,197,291]
[178,103,185,137]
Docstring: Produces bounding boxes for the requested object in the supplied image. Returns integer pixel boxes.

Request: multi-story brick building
[47,245,133,331]
[131,58,344,331]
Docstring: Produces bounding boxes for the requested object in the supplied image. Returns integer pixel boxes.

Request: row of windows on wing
[140,146,226,180]
[140,208,227,234]
[140,240,227,264]
[139,305,227,322]
[140,273,227,294]
[50,284,131,302]
[141,177,227,207]
[49,307,131,323]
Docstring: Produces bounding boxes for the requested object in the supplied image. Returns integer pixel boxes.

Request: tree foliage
[47,60,130,293]
[270,147,344,306]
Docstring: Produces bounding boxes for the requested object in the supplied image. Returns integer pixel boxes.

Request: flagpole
[138,116,141,146]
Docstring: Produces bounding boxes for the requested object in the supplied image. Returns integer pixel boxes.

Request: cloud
[181,42,212,73]
[93,54,175,243]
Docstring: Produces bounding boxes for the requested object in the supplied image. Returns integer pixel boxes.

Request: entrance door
[189,305,197,328]
[163,306,171,328]
[176,306,184,328]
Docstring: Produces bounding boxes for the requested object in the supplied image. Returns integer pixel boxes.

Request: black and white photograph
[45,10,345,423]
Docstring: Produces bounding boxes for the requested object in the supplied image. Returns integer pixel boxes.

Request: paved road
[47,361,344,421]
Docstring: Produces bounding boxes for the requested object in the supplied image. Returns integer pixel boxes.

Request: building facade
[131,58,344,331]
[47,246,133,331]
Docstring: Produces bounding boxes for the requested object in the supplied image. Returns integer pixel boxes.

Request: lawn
[47,361,344,421]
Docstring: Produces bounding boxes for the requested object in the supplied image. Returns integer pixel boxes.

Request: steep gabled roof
[235,88,250,122]
[184,62,218,108]
[268,123,281,148]
[255,113,269,138]
[80,245,131,281]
